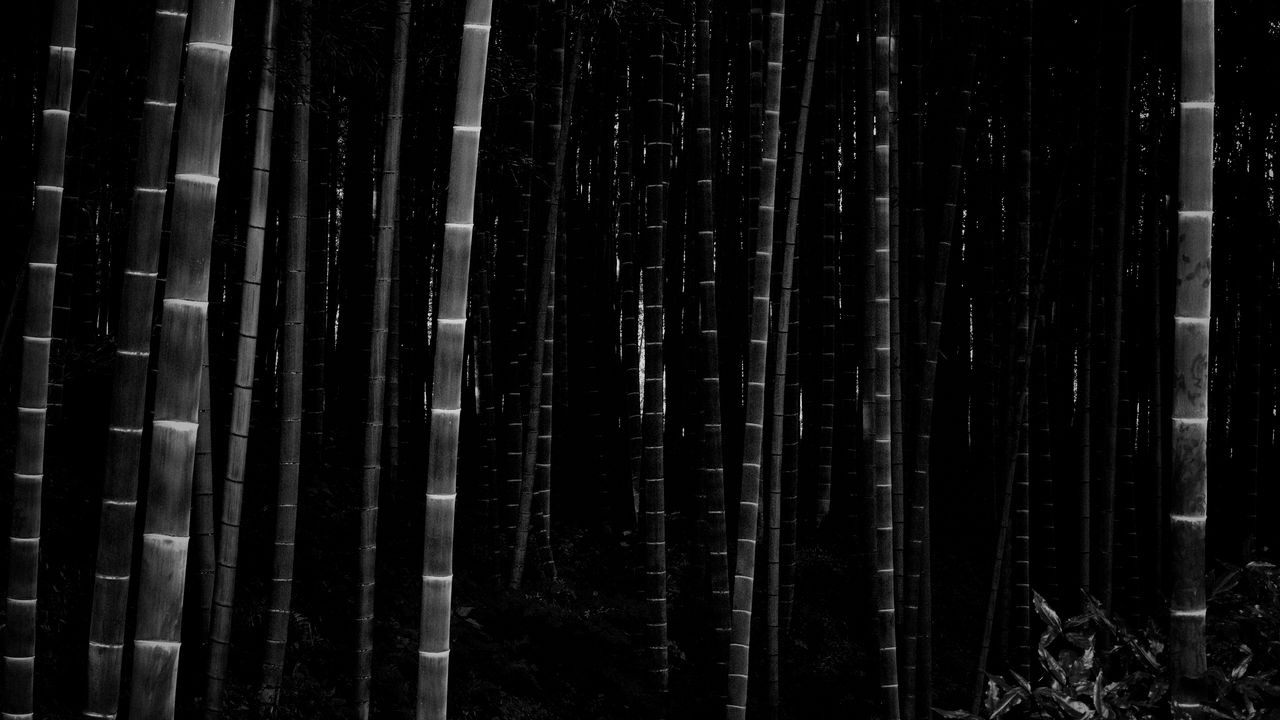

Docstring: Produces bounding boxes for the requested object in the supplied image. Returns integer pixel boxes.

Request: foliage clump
[938,561,1280,719]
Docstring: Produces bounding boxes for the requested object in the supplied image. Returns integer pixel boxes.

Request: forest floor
[7,403,987,719]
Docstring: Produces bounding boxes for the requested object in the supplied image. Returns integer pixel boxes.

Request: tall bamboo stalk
[128,0,237,714]
[417,0,493,716]
[815,0,838,531]
[766,2,823,714]
[727,1,785,717]
[510,22,580,591]
[1031,317,1058,607]
[1100,8,1135,611]
[691,0,730,688]
[356,1,411,714]
[873,0,901,716]
[83,0,182,714]
[910,8,983,711]
[259,0,312,709]
[6,1,77,716]
[1170,0,1213,713]
[617,55,642,533]
[531,14,571,587]
[1011,0,1033,678]
[641,16,670,698]
[203,2,278,714]
[195,337,216,638]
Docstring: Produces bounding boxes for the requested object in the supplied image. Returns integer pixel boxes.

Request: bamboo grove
[0,0,1273,718]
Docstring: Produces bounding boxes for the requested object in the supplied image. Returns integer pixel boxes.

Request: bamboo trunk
[510,21,579,591]
[417,1,493,716]
[1170,0,1212,713]
[691,0,730,692]
[204,2,279,713]
[128,0,236,714]
[83,0,182,714]
[1099,7,1135,611]
[258,0,310,709]
[1011,0,1033,679]
[355,1,411,714]
[872,0,901,716]
[640,16,670,699]
[766,3,823,714]
[195,336,217,638]
[6,1,78,715]
[726,2,785,717]
[910,8,983,711]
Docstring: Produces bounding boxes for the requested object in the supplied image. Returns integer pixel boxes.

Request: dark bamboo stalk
[204,2,279,713]
[355,1,411,713]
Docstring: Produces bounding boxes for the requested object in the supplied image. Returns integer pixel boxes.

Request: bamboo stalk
[727,1,785,717]
[6,1,78,716]
[83,0,183,714]
[203,2,279,714]
[1170,0,1213,713]
[355,1,411,714]
[417,0,493,716]
[766,2,823,714]
[128,0,237,714]
[873,0,901,716]
[691,0,730,690]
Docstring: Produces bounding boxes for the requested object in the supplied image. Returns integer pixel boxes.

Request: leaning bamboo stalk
[203,2,278,714]
[356,1,411,715]
[128,0,237,715]
[195,336,216,639]
[766,1,823,713]
[82,0,183,714]
[1170,0,1213,714]
[6,1,78,716]
[417,0,493,716]
[510,23,580,591]
[259,0,311,710]
[530,23,577,588]
[911,8,982,711]
[728,1,785,717]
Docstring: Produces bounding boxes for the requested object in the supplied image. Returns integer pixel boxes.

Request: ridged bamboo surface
[418,0,492,717]
[128,1,236,716]
[6,1,78,716]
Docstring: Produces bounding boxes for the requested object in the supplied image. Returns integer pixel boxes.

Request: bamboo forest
[2,0,1277,717]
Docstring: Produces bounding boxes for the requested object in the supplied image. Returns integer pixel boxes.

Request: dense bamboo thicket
[1,1,1278,719]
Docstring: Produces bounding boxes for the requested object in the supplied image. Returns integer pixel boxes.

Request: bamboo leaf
[990,687,1028,719]
[1040,646,1069,688]
[1232,644,1254,680]
[1034,591,1063,646]
[1011,669,1032,693]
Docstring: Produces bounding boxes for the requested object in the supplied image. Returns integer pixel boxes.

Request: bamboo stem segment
[728,2,786,717]
[418,0,493,716]
[1170,0,1213,715]
[6,1,78,716]
[204,1,278,714]
[83,0,182,715]
[129,1,237,716]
